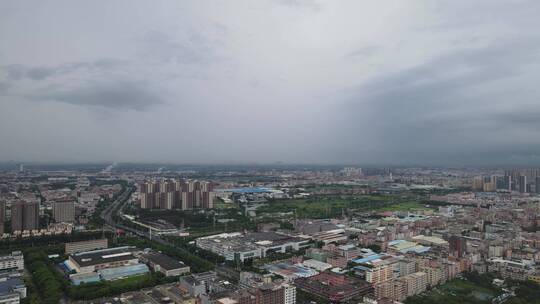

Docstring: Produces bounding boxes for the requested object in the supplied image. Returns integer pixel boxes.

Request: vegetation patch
[256,195,430,218]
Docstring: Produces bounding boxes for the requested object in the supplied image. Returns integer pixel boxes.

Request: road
[100,184,171,247]
[100,185,132,226]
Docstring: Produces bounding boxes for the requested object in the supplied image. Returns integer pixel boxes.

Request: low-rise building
[195,232,309,263]
[528,273,540,285]
[66,246,138,274]
[365,263,394,285]
[335,244,361,260]
[487,258,534,281]
[0,293,21,304]
[69,272,101,286]
[141,252,190,277]
[399,272,427,297]
[65,238,108,254]
[304,248,328,262]
[0,252,23,272]
[310,229,348,245]
[98,263,150,281]
[121,283,197,304]
[216,282,296,304]
[374,279,407,302]
[0,273,26,303]
[179,271,218,297]
[263,262,318,282]
[302,259,333,272]
[327,252,348,268]
[294,272,372,303]
[421,265,444,287]
[398,259,416,277]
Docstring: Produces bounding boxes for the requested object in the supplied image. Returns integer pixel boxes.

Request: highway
[100,185,131,226]
[100,184,171,247]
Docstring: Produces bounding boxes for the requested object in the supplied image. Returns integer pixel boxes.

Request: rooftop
[142,252,188,271]
[0,277,24,295]
[70,246,137,267]
[412,235,448,246]
[294,272,372,299]
[353,254,383,264]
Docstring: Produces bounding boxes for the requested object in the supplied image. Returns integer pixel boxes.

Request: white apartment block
[400,272,427,297]
[283,283,296,304]
[0,252,23,272]
[365,264,394,284]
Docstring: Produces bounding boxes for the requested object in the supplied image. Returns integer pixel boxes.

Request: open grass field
[256,195,430,218]
[377,201,432,212]
[214,199,238,210]
[405,278,499,304]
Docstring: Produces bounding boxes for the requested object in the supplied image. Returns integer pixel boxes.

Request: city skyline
[1,160,540,302]
[2,1,540,299]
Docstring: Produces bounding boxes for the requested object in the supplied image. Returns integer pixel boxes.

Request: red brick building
[294,272,373,303]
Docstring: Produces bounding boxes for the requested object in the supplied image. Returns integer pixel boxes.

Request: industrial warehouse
[195,232,311,262]
[294,272,373,303]
[63,246,189,285]
[140,252,190,277]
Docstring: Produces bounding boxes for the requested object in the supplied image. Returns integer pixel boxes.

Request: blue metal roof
[98,263,149,281]
[352,254,382,264]
[0,277,24,294]
[70,272,100,285]
[388,240,407,246]
[401,245,431,253]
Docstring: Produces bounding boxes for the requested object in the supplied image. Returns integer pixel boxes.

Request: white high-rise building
[283,283,296,304]
[0,251,24,271]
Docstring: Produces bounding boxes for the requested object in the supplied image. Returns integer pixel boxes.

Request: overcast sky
[1,1,540,166]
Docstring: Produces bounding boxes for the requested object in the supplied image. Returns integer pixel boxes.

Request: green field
[406,272,540,304]
[256,195,429,219]
[214,199,238,210]
[135,205,254,239]
[405,278,499,304]
[377,201,431,212]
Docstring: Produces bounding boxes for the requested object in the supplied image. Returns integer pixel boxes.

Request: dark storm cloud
[2,1,540,164]
[35,81,164,111]
[494,111,540,128]
[0,59,159,111]
[360,38,540,98]
[0,59,127,81]
[339,38,540,165]
[2,65,56,80]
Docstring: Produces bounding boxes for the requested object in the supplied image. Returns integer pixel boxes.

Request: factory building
[66,246,139,274]
[140,252,190,277]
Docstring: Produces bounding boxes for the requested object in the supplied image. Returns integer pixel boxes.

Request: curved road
[100,184,171,246]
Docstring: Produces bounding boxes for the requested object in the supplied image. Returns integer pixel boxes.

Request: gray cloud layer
[36,80,163,111]
[1,0,540,165]
[336,37,540,165]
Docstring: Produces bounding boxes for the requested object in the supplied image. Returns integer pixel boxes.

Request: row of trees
[24,245,171,302]
[25,250,68,304]
[66,272,167,300]
[0,231,111,254]
[405,272,540,304]
[118,236,219,273]
[165,236,225,264]
[506,279,540,304]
